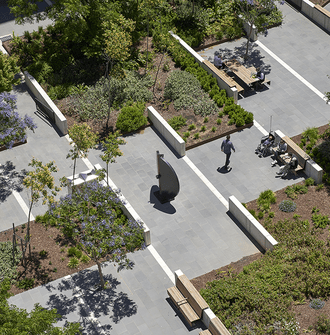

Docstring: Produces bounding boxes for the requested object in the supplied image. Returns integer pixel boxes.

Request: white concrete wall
[229,195,278,251]
[24,71,68,135]
[147,106,186,157]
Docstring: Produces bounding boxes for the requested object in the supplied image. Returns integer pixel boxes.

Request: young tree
[103,15,135,128]
[325,75,330,103]
[48,181,145,289]
[0,52,21,93]
[67,123,98,185]
[0,92,37,149]
[23,159,60,260]
[99,131,125,186]
[0,278,81,334]
[233,0,284,58]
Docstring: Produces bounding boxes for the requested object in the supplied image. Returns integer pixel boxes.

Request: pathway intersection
[1,2,330,334]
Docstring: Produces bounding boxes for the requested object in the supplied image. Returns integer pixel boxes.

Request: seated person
[277,153,298,177]
[271,139,288,166]
[257,134,274,157]
[214,51,224,69]
[253,67,265,89]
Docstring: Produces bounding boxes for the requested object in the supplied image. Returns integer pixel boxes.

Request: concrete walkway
[1,2,329,334]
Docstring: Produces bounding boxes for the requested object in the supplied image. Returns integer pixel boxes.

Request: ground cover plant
[196,178,330,335]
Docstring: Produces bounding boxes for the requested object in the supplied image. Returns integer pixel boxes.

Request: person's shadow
[217,166,232,173]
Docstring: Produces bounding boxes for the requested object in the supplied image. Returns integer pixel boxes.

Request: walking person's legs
[225,152,231,169]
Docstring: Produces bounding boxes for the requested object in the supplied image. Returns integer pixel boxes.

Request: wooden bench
[203,60,245,95]
[199,317,231,335]
[167,272,209,327]
[278,135,310,173]
[246,66,271,86]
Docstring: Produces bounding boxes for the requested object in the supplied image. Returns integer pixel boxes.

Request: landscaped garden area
[191,124,330,335]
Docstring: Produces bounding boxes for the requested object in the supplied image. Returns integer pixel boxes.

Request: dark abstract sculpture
[155,151,180,204]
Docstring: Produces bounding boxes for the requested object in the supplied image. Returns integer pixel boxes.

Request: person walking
[221,135,235,170]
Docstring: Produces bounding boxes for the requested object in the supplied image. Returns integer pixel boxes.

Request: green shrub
[258,211,264,219]
[257,190,276,212]
[183,131,190,138]
[211,127,216,132]
[218,111,224,118]
[80,255,91,264]
[248,209,257,219]
[312,213,329,228]
[67,257,79,269]
[116,102,147,133]
[67,247,82,259]
[316,314,330,333]
[188,124,196,130]
[235,117,245,127]
[302,127,318,144]
[217,118,222,125]
[204,117,209,123]
[168,115,187,131]
[0,241,22,280]
[268,211,275,218]
[194,133,200,139]
[16,278,35,289]
[316,183,324,191]
[39,250,48,258]
[201,125,206,132]
[305,178,315,186]
[279,199,296,212]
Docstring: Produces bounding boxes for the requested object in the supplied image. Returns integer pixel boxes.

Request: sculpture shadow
[45,267,137,334]
[0,161,26,203]
[149,185,176,214]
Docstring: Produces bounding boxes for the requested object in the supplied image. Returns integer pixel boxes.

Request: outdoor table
[224,59,259,87]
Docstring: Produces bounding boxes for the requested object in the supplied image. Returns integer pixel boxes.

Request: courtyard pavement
[1,1,330,334]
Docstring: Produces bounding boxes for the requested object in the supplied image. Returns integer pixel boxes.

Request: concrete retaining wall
[147,106,186,157]
[168,31,239,101]
[229,195,278,251]
[274,129,323,184]
[288,0,330,33]
[66,165,151,246]
[24,71,68,135]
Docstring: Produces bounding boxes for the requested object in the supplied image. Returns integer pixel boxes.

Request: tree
[67,123,98,185]
[0,52,21,93]
[8,0,121,57]
[48,181,145,289]
[0,278,81,334]
[103,15,135,128]
[233,0,284,58]
[99,131,125,186]
[0,92,37,149]
[23,159,60,262]
[325,75,330,104]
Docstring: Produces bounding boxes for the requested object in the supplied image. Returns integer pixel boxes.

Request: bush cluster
[279,199,297,212]
[168,115,187,131]
[116,101,147,133]
[0,241,22,281]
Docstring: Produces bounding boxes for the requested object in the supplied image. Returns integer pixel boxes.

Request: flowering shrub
[44,181,145,288]
[279,199,297,212]
[0,92,37,149]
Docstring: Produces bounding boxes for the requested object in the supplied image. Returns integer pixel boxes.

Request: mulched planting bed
[0,221,115,296]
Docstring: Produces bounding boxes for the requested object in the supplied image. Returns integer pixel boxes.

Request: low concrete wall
[169,31,238,101]
[147,106,185,157]
[94,164,151,246]
[229,195,278,251]
[239,15,258,41]
[24,71,68,135]
[288,0,330,33]
[66,165,151,246]
[201,61,238,103]
[274,129,323,184]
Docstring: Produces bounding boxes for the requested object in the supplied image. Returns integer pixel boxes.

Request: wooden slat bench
[168,272,209,327]
[246,66,271,86]
[203,60,245,95]
[199,316,231,335]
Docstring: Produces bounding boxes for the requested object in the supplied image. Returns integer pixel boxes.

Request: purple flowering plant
[45,180,145,289]
[0,92,37,149]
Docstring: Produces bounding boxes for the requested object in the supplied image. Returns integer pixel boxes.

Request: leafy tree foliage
[0,52,21,93]
[0,92,37,149]
[0,278,81,334]
[233,0,284,58]
[47,181,145,289]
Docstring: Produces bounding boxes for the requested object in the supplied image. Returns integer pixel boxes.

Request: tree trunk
[96,261,105,289]
[106,163,109,187]
[106,61,113,129]
[244,24,253,59]
[27,199,33,259]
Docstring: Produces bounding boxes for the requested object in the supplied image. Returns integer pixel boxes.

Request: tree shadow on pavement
[220,41,271,74]
[45,267,137,334]
[0,161,26,203]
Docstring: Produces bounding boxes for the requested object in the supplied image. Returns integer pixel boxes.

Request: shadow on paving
[45,268,137,334]
[0,161,26,203]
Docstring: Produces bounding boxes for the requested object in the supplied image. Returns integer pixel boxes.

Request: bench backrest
[209,317,231,335]
[176,274,209,318]
[282,135,309,169]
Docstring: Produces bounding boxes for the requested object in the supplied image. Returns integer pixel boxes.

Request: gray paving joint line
[256,40,328,102]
